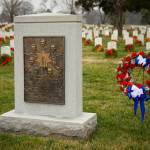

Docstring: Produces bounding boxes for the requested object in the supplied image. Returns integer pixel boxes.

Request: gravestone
[147,28,150,38]
[107,41,117,50]
[125,37,133,45]
[1,46,11,56]
[95,37,102,46]
[0,13,97,138]
[86,30,93,41]
[137,34,144,45]
[133,30,138,37]
[146,42,150,50]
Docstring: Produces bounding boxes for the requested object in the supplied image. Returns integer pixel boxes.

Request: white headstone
[1,46,11,56]
[125,37,133,45]
[93,30,99,38]
[146,42,150,50]
[133,30,138,37]
[82,31,86,39]
[123,30,129,40]
[111,33,118,41]
[104,29,109,36]
[137,34,144,45]
[94,37,102,46]
[107,41,117,50]
[147,28,150,38]
[10,39,14,48]
[86,30,93,41]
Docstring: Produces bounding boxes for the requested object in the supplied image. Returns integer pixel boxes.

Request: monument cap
[14,13,82,23]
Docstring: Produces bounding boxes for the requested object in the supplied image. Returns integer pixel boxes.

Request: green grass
[0,39,150,150]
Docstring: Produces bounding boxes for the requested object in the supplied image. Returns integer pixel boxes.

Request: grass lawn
[0,38,150,150]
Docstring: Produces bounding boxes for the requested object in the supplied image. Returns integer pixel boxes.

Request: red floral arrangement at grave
[116,51,150,122]
[146,38,150,42]
[84,39,92,46]
[105,49,117,58]
[0,54,12,66]
[95,45,104,52]
[133,36,137,40]
[125,44,134,52]
[135,39,142,46]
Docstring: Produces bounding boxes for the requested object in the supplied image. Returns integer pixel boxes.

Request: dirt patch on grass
[83,58,122,64]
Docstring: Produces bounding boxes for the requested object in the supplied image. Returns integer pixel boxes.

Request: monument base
[0,110,97,139]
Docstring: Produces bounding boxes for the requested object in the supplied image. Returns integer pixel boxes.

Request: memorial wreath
[116,51,150,121]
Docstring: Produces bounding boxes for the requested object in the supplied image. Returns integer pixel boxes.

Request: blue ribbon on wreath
[127,85,150,122]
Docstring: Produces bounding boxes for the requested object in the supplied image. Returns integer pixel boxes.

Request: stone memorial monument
[0,13,97,138]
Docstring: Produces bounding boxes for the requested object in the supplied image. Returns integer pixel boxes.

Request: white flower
[131,85,143,98]
[137,55,146,66]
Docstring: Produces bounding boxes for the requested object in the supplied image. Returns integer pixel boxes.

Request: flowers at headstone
[146,38,150,42]
[125,37,134,52]
[94,37,103,52]
[0,54,12,66]
[116,52,150,121]
[135,39,142,46]
[105,49,117,58]
[125,44,134,52]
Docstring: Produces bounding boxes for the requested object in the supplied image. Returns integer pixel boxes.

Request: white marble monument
[0,13,97,138]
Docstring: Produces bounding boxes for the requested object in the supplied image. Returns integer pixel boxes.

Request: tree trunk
[117,0,124,36]
[10,13,14,23]
[117,8,123,36]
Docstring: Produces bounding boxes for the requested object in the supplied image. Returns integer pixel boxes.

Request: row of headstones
[0,23,14,56]
[82,25,150,50]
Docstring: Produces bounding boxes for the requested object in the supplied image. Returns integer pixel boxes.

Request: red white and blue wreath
[116,52,150,122]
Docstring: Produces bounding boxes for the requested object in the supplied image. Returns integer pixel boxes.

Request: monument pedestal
[0,13,97,138]
[0,110,96,138]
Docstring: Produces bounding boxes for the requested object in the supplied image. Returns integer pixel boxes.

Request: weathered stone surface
[0,111,97,139]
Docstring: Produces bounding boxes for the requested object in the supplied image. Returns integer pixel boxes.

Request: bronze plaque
[23,37,65,105]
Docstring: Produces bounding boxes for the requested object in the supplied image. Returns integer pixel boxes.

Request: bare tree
[66,0,75,14]
[0,0,23,22]
[19,1,34,15]
[37,0,57,13]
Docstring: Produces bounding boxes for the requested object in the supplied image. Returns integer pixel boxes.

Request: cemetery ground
[0,37,150,150]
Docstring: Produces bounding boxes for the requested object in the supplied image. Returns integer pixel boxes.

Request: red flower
[124,56,131,63]
[85,40,92,46]
[118,73,126,80]
[137,84,142,88]
[117,66,122,72]
[106,49,113,55]
[2,57,12,65]
[146,38,150,42]
[135,40,141,46]
[126,44,133,51]
[95,45,103,52]
[138,51,144,56]
[121,81,128,86]
[130,64,135,69]
[126,76,131,81]
[146,80,150,88]
[133,36,137,40]
[10,47,14,51]
[147,69,150,75]
[131,52,137,58]
[123,63,129,70]
[127,82,134,86]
